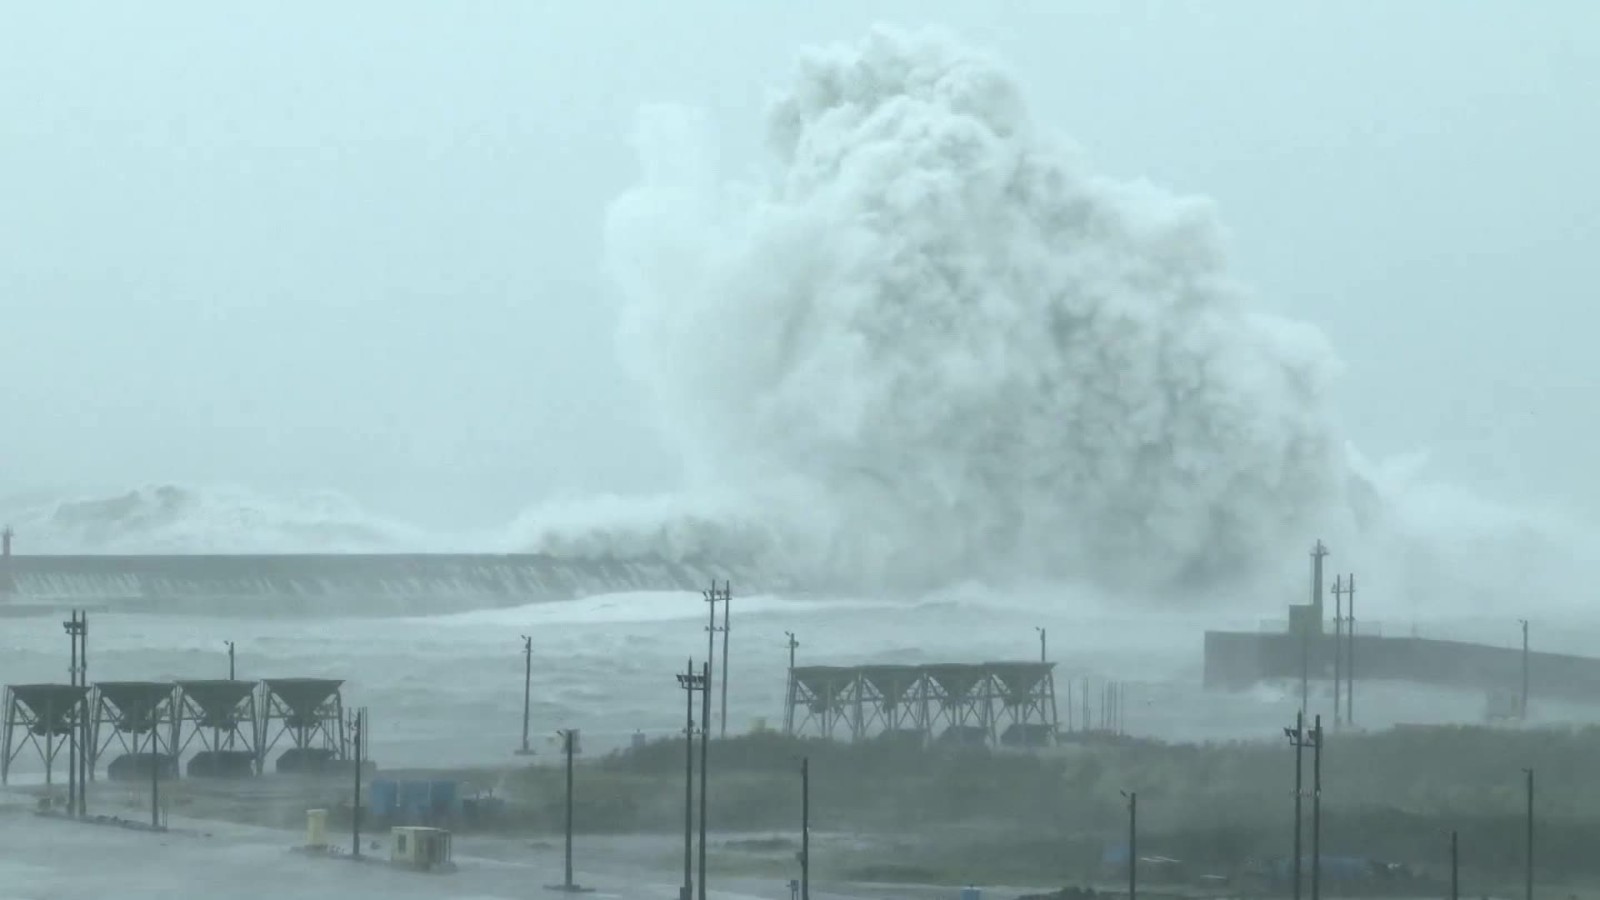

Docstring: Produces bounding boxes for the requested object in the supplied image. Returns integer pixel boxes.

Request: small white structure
[390,826,454,872]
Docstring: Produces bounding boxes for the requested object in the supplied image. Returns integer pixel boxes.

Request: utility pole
[676,659,706,900]
[1525,767,1534,900]
[1121,790,1137,900]
[518,635,534,755]
[350,707,364,857]
[1332,575,1344,727]
[1346,574,1356,726]
[1036,627,1046,664]
[548,728,581,891]
[1519,619,1530,721]
[720,583,730,740]
[1311,540,1328,617]
[800,756,810,900]
[1285,711,1307,900]
[226,640,235,680]
[1311,715,1323,900]
[79,612,89,814]
[703,584,724,740]
[65,610,79,816]
[784,632,799,736]
[1450,829,1459,900]
[699,659,711,900]
[150,702,161,830]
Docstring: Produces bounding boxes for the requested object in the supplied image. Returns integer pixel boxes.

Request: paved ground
[0,791,976,900]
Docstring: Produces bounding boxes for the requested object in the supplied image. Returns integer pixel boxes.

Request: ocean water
[1,585,1583,780]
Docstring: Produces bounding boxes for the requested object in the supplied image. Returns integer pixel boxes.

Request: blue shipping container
[398,780,432,821]
[429,780,458,815]
[369,779,399,818]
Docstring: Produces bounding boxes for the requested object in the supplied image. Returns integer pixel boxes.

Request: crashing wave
[599,25,1356,592]
[0,484,428,554]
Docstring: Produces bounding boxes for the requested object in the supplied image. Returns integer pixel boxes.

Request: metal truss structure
[784,662,1060,748]
[89,681,179,773]
[1,683,90,784]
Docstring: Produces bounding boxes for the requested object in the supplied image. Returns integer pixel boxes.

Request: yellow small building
[390,826,453,872]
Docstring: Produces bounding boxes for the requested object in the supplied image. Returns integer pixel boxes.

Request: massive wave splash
[592,25,1356,591]
[0,484,430,554]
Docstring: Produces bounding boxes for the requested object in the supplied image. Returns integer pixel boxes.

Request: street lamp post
[226,640,236,680]
[1121,790,1137,900]
[149,701,162,830]
[784,632,799,736]
[65,611,80,816]
[698,660,711,900]
[1519,620,1530,721]
[1285,711,1308,900]
[800,756,811,900]
[1310,715,1323,900]
[544,728,584,892]
[720,585,730,739]
[676,660,707,900]
[703,584,725,739]
[349,708,364,856]
[1525,767,1534,900]
[1036,627,1046,664]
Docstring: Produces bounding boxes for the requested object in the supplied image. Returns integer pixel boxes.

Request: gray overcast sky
[2,2,1596,530]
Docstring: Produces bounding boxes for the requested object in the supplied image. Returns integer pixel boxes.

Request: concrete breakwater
[0,553,773,616]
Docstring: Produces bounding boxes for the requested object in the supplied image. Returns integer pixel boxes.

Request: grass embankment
[505,726,1600,889]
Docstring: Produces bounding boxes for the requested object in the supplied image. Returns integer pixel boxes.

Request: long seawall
[0,553,773,616]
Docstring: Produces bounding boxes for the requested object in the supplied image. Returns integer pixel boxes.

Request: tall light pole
[149,698,162,830]
[784,632,799,736]
[65,611,80,816]
[78,612,88,816]
[1524,767,1534,900]
[517,635,534,755]
[226,640,235,680]
[703,583,724,739]
[1036,627,1046,664]
[1332,576,1344,727]
[546,728,583,892]
[720,583,730,739]
[800,756,811,900]
[349,707,364,856]
[1519,619,1530,721]
[1346,574,1356,726]
[698,659,711,900]
[1310,715,1323,900]
[676,660,706,900]
[1121,790,1137,900]
[1285,711,1308,900]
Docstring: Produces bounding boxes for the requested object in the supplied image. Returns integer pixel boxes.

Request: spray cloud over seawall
[599,26,1352,592]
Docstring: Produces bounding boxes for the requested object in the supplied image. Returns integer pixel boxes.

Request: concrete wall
[1204,629,1600,704]
[0,553,777,616]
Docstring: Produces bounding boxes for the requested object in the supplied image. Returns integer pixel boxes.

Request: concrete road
[0,801,970,900]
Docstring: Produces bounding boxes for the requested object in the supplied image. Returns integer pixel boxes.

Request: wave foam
[0,484,430,554]
[598,25,1355,592]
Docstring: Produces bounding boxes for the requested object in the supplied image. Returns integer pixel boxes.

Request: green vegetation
[503,725,1600,889]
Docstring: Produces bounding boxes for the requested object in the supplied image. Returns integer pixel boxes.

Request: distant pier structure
[784,662,1060,748]
[1203,540,1600,713]
[0,525,13,596]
